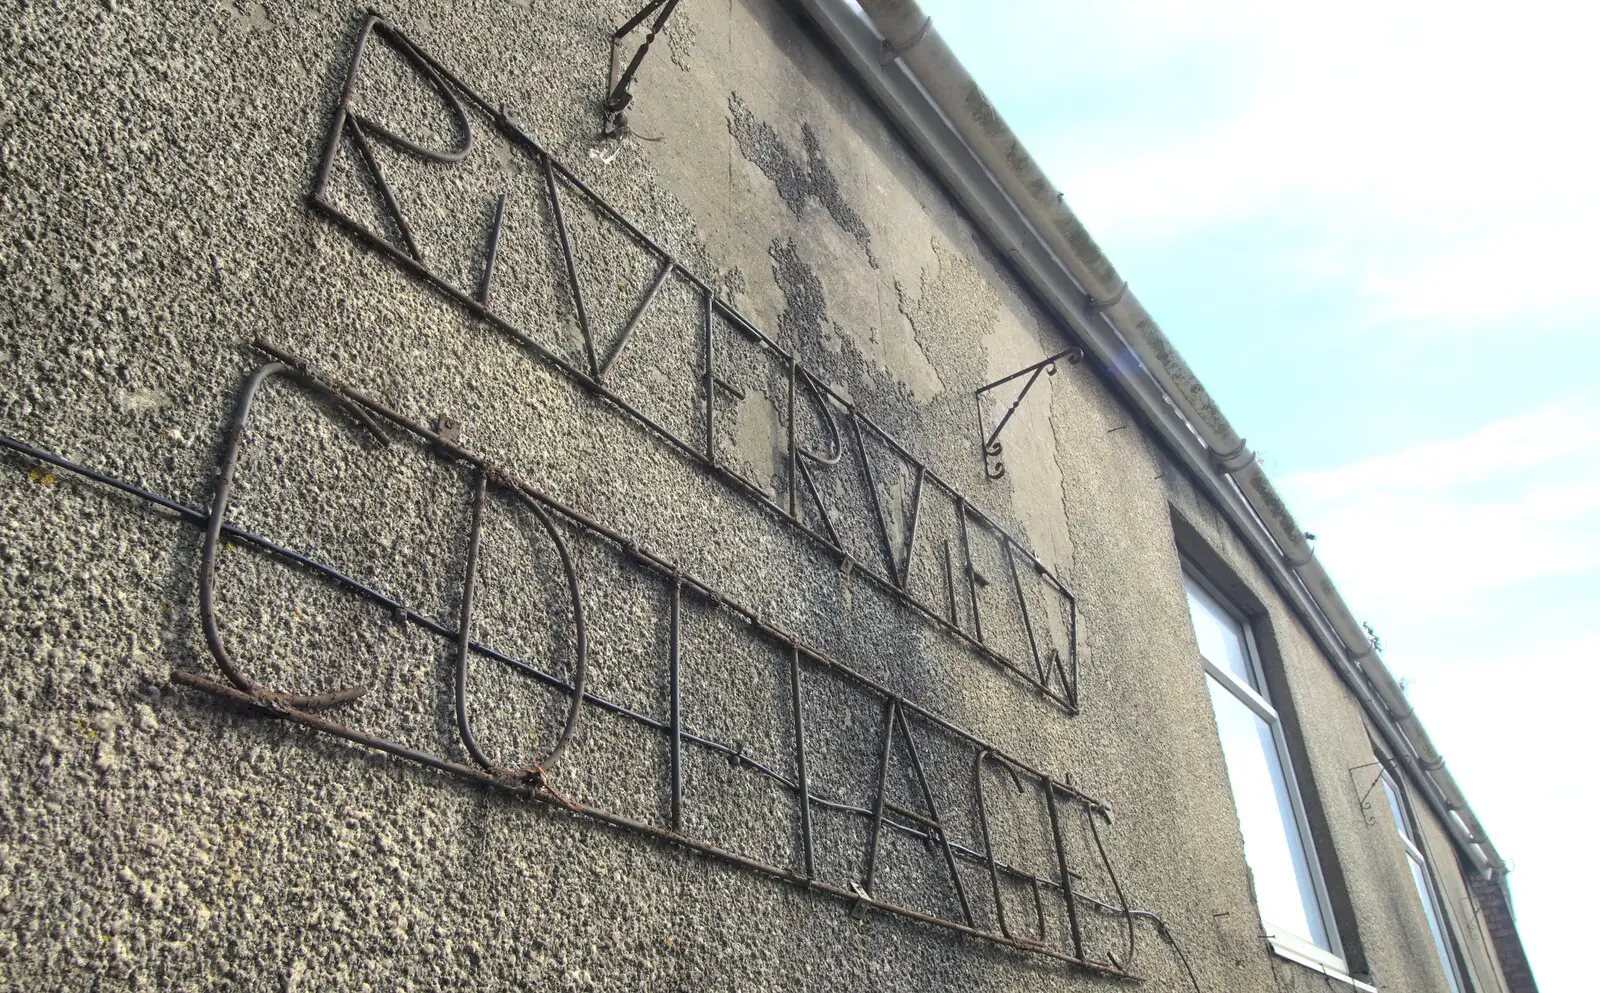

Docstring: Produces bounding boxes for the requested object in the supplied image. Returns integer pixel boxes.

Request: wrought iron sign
[0,347,1140,978]
[309,14,1084,714]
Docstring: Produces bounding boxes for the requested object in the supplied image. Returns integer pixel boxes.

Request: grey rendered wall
[0,1,1494,992]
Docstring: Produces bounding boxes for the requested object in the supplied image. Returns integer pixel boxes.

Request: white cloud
[1279,408,1600,607]
[1404,629,1599,991]
[1286,409,1600,498]
[928,0,1600,327]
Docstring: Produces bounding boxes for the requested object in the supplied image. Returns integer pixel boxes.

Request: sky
[916,1,1599,988]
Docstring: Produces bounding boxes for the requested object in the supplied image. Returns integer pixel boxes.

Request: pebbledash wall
[0,2,1527,992]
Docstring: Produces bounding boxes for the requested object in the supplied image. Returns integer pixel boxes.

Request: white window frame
[1380,765,1468,993]
[1183,568,1350,975]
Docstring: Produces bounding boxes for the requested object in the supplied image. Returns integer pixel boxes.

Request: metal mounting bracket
[974,346,1083,480]
[602,0,684,138]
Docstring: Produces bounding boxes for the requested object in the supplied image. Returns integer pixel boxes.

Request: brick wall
[1469,873,1539,992]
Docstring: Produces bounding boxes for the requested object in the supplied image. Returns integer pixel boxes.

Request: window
[1184,573,1344,966]
[1381,766,1467,993]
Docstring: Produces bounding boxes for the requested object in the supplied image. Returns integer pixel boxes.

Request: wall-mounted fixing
[603,0,684,137]
[974,346,1082,480]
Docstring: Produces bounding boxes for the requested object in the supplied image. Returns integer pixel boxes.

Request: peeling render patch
[893,239,999,397]
[728,384,784,496]
[769,237,831,347]
[768,237,915,420]
[666,14,696,72]
[728,93,879,269]
[720,264,748,307]
[222,0,272,33]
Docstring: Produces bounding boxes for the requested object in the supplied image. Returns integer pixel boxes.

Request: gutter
[794,0,1500,878]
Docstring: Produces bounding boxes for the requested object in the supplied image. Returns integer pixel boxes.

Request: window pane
[1382,774,1412,840]
[1409,857,1464,993]
[1206,675,1329,949]
[1185,577,1255,688]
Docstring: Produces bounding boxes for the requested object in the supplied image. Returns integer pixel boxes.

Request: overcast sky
[917,1,1598,987]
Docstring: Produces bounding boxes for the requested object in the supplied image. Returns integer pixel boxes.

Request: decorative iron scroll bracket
[1347,758,1395,830]
[603,0,684,137]
[975,346,1084,481]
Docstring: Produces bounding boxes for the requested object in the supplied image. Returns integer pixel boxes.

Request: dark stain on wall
[728,92,879,269]
[767,237,914,428]
[769,237,830,347]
